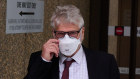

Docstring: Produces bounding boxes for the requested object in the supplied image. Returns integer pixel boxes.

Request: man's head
[51,5,85,41]
[50,5,85,57]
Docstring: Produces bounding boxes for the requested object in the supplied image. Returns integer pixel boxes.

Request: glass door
[108,0,140,79]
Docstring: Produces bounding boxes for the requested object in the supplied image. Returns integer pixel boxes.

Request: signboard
[137,27,140,37]
[115,26,124,36]
[119,67,140,75]
[6,0,44,34]
[119,67,129,74]
[108,26,140,37]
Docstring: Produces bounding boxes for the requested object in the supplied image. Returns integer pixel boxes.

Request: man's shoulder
[83,46,114,60]
[30,50,42,58]
[83,47,117,67]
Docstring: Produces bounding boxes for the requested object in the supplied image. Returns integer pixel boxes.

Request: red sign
[115,26,124,36]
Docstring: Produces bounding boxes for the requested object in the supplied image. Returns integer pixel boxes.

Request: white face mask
[59,34,81,56]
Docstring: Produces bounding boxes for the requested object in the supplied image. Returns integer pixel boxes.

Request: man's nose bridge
[64,32,69,35]
[64,34,70,38]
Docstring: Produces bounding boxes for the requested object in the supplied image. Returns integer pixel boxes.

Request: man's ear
[52,29,55,38]
[81,27,85,41]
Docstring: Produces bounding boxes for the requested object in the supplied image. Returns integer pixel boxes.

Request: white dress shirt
[59,46,89,79]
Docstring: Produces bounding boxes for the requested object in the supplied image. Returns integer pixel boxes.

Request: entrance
[89,0,140,79]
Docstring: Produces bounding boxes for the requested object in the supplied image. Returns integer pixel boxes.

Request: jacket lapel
[51,57,59,79]
[83,47,98,79]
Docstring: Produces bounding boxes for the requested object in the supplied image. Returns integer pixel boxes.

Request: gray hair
[50,5,84,28]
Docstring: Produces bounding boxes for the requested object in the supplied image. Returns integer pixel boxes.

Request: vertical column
[108,0,119,58]
[129,0,138,79]
[136,1,140,79]
[89,0,109,52]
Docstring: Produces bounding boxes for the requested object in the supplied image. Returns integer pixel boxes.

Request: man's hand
[41,39,59,61]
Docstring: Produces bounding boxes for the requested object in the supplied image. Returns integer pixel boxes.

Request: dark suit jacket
[24,47,120,79]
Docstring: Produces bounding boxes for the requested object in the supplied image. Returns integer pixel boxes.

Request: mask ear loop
[77,28,82,48]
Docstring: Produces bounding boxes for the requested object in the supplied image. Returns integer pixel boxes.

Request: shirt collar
[59,45,84,64]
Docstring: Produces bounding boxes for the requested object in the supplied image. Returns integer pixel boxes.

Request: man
[24,5,120,79]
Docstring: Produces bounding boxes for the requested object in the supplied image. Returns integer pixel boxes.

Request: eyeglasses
[54,27,82,38]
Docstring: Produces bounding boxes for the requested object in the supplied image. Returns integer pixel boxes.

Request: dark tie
[61,59,74,79]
